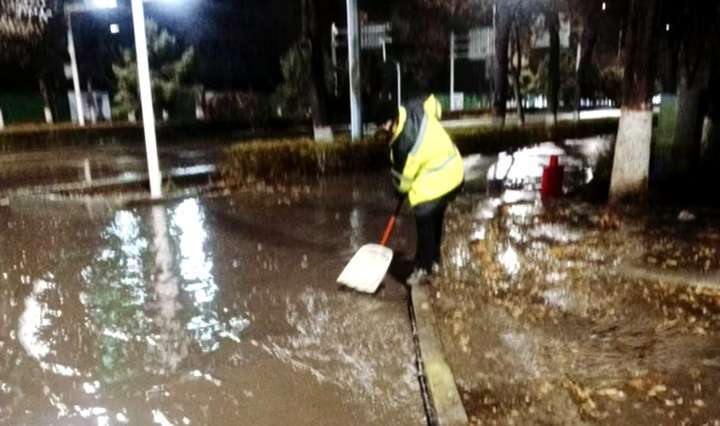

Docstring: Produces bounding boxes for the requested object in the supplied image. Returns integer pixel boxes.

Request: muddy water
[0,175,424,425]
[434,194,720,425]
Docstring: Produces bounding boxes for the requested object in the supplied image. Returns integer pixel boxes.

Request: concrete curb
[616,260,720,292]
[6,166,225,208]
[410,284,468,426]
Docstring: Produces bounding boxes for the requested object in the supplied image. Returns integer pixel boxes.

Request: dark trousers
[412,185,461,272]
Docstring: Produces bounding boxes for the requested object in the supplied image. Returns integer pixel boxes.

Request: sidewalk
[429,193,720,425]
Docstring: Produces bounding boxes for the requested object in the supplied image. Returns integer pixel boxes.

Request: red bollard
[541,155,564,198]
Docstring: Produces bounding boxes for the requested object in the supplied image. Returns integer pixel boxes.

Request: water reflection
[172,199,222,353]
[18,278,53,360]
[81,209,149,384]
[67,199,248,421]
[349,187,364,254]
[485,140,606,195]
[147,205,189,374]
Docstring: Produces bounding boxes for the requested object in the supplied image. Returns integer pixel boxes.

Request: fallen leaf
[596,388,627,401]
[648,384,667,397]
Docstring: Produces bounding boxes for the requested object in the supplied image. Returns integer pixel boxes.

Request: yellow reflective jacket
[390,95,464,207]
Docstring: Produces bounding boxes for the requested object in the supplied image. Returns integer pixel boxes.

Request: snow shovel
[337,197,404,293]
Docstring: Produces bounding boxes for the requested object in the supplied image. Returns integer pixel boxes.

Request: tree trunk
[38,78,53,124]
[87,80,98,124]
[609,0,659,203]
[512,24,525,126]
[304,0,334,142]
[574,2,600,119]
[652,12,680,183]
[492,1,512,127]
[574,28,597,118]
[546,4,560,126]
[700,55,720,172]
[671,74,704,174]
[670,2,714,177]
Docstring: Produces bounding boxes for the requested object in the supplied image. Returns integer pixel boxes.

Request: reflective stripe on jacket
[390,95,464,207]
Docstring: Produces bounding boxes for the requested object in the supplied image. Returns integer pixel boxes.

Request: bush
[221,135,389,184]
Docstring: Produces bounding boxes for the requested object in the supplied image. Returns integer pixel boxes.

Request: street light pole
[450,32,455,111]
[130,0,162,198]
[396,62,402,108]
[66,13,85,126]
[346,0,362,141]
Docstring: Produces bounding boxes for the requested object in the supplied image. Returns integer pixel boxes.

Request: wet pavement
[0,175,425,425]
[431,143,720,425]
[6,132,714,425]
[0,141,222,191]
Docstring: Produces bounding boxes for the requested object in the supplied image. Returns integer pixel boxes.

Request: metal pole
[450,32,455,111]
[66,13,85,126]
[396,62,402,108]
[131,0,162,198]
[331,23,338,96]
[346,0,362,141]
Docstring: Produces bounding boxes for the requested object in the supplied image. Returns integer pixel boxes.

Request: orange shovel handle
[379,198,404,246]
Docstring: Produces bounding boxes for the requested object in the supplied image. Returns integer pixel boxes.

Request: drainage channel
[408,289,438,426]
[408,284,469,426]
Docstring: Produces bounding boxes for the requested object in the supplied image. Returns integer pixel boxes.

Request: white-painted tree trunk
[701,116,720,168]
[44,107,54,124]
[701,116,713,157]
[0,108,4,130]
[609,110,653,202]
[313,125,334,143]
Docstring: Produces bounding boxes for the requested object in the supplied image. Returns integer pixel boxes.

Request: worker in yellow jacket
[376,94,464,285]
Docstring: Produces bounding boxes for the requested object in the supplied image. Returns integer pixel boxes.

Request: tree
[543,0,560,125]
[30,9,65,123]
[700,56,720,172]
[301,0,336,141]
[273,43,313,119]
[492,0,514,126]
[669,1,717,177]
[568,0,602,117]
[1,0,60,122]
[0,0,55,57]
[112,19,195,120]
[608,0,659,203]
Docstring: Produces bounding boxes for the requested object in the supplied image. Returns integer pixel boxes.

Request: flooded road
[0,175,425,425]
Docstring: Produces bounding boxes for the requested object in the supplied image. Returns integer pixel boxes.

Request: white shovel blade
[337,243,394,293]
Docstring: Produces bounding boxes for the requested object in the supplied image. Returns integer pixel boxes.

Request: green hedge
[222,117,619,183]
[222,135,388,183]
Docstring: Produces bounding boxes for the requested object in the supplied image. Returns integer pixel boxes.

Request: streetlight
[65,7,85,126]
[64,0,163,198]
[345,0,362,141]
